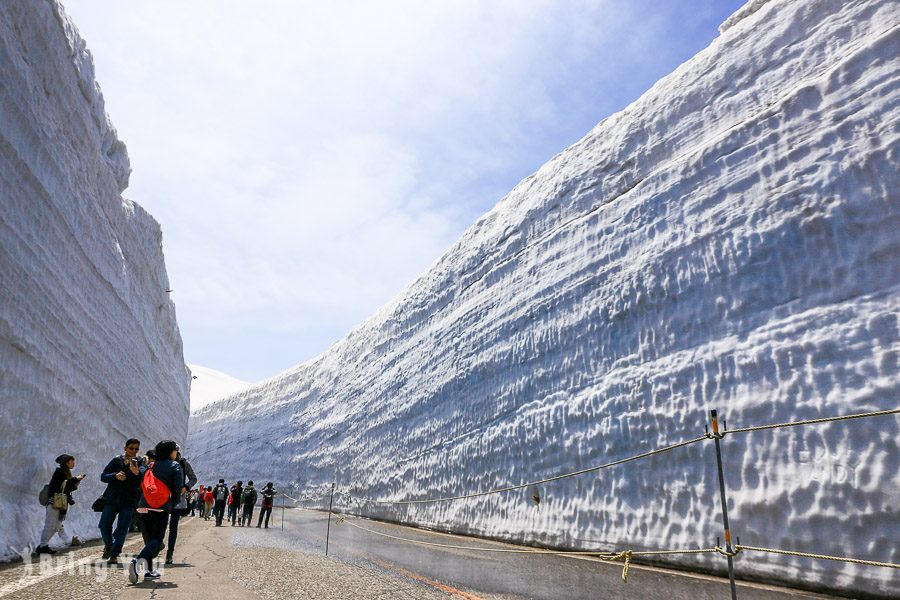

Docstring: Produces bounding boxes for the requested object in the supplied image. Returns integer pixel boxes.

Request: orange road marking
[368,557,485,600]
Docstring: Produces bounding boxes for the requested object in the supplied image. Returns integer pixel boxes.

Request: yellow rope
[736,545,900,569]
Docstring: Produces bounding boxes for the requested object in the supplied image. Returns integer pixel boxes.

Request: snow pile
[188,0,899,595]
[188,364,252,411]
[0,0,189,559]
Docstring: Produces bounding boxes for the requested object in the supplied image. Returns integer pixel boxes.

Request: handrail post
[325,482,336,556]
[711,409,738,600]
[281,491,285,531]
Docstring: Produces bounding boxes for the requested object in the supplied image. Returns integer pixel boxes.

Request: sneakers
[127,559,140,584]
[35,545,56,554]
[102,545,111,559]
[144,570,161,580]
[70,536,81,546]
[107,555,118,565]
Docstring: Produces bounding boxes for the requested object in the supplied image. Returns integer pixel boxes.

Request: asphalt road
[232,508,844,600]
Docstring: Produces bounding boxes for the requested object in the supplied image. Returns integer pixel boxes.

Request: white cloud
[61,0,742,379]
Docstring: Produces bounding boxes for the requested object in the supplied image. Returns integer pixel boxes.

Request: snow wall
[0,1,189,559]
[188,0,899,595]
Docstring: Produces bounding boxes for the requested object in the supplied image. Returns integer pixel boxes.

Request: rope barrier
[339,407,898,506]
[726,408,899,435]
[365,434,710,505]
[735,545,900,569]
[333,512,722,582]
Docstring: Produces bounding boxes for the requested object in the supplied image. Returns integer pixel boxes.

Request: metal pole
[710,409,738,600]
[325,482,336,556]
[281,492,285,531]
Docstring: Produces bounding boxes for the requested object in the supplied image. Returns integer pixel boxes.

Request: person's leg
[136,511,169,567]
[166,511,181,561]
[111,506,134,557]
[246,505,254,526]
[256,507,264,527]
[38,505,60,547]
[264,506,272,528]
[98,504,118,552]
[135,512,150,546]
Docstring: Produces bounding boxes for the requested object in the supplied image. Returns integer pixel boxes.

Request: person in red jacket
[203,486,214,520]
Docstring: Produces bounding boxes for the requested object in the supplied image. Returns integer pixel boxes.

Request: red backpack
[142,467,171,509]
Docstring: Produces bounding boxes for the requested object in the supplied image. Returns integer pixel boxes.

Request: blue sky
[63,0,748,382]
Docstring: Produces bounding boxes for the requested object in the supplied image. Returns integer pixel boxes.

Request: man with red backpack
[127,440,184,584]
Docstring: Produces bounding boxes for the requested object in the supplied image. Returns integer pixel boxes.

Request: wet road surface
[232,508,843,600]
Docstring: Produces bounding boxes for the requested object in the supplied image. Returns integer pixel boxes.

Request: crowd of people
[35,439,278,585]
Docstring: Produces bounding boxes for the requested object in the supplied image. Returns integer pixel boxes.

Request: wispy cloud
[62,0,745,380]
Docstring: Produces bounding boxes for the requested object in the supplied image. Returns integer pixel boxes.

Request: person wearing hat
[36,454,86,554]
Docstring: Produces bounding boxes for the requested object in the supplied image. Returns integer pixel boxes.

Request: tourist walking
[165,446,197,564]
[203,485,214,520]
[36,454,86,554]
[98,439,144,563]
[212,479,229,526]
[256,482,276,528]
[240,481,257,526]
[128,440,184,584]
[188,488,199,516]
[228,480,243,525]
[132,449,156,546]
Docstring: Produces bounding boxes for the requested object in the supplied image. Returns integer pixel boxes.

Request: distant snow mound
[720,0,773,33]
[188,365,252,411]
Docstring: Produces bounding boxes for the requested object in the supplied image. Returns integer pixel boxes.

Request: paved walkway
[0,512,847,599]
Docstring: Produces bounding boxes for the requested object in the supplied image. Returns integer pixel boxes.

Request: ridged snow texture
[189,0,899,595]
[0,1,189,559]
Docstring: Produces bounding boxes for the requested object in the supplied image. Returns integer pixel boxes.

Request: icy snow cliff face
[0,1,189,558]
[189,0,899,594]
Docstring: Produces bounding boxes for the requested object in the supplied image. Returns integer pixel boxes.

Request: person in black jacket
[165,446,197,565]
[98,439,144,563]
[36,454,86,554]
[228,480,243,526]
[128,441,184,584]
[212,480,229,526]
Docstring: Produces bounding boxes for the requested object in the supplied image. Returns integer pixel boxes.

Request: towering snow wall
[189,0,899,595]
[0,1,189,559]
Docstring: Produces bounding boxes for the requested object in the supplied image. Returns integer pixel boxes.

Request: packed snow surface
[188,364,251,411]
[189,0,899,595]
[0,0,189,559]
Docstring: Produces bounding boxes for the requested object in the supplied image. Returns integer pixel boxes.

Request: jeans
[228,503,238,524]
[98,504,135,556]
[257,506,272,527]
[136,511,169,567]
[166,510,182,556]
[214,501,226,525]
